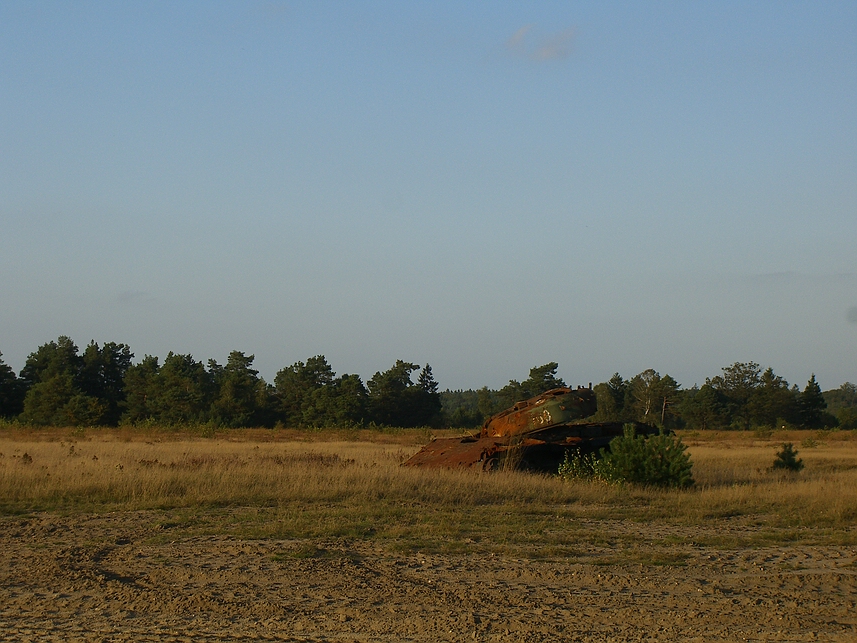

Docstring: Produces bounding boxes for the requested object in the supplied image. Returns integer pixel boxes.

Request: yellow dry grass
[674,431,857,529]
[1,427,855,553]
[0,429,607,509]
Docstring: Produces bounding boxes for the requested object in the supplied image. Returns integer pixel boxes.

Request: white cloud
[506,24,533,50]
[505,24,575,62]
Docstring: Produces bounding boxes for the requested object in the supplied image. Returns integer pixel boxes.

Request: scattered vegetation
[1,428,856,558]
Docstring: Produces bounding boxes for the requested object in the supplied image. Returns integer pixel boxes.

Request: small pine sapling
[773,443,804,472]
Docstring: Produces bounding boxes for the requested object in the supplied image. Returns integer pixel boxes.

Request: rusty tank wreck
[403,386,658,472]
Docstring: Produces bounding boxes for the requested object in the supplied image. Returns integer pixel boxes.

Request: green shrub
[800,437,818,449]
[773,442,804,472]
[753,426,774,439]
[559,424,694,488]
[558,450,613,482]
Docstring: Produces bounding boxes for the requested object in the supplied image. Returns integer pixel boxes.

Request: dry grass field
[1,427,856,641]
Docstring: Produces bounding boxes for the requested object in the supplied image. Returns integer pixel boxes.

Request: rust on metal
[403,386,659,472]
[481,386,596,438]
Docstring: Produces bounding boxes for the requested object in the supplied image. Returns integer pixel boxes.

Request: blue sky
[2,1,855,391]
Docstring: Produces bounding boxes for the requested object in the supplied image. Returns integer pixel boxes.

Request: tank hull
[403,421,658,472]
[403,386,659,472]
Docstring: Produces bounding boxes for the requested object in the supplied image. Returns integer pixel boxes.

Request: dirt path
[1,512,855,642]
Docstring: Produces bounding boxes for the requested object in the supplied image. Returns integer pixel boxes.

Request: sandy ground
[1,512,855,642]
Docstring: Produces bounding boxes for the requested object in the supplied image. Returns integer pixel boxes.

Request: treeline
[0,336,855,430]
[0,337,440,428]
[443,362,857,432]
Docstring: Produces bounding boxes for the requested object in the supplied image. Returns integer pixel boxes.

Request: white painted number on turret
[532,409,552,428]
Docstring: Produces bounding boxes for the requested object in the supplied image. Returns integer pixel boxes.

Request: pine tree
[798,374,827,428]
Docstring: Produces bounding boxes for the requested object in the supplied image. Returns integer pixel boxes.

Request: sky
[1,1,856,392]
